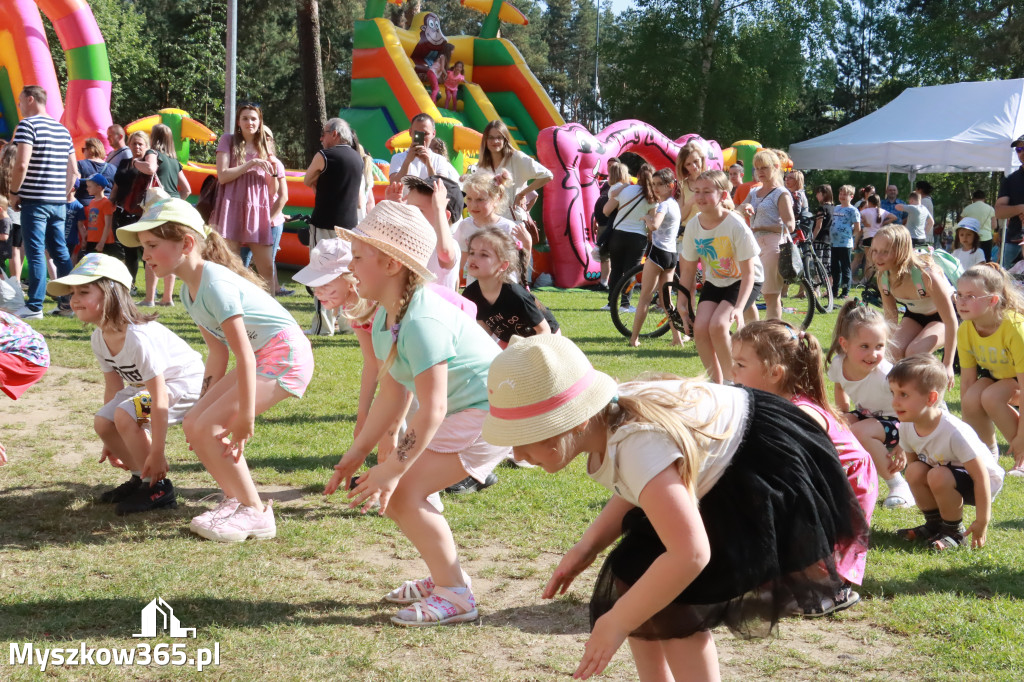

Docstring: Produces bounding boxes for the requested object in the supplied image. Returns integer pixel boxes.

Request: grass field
[1,278,1022,681]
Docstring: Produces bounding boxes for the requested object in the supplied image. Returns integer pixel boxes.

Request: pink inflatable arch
[536,120,723,288]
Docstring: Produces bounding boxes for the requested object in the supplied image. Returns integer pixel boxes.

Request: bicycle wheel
[780,278,816,330]
[808,254,834,314]
[610,263,672,338]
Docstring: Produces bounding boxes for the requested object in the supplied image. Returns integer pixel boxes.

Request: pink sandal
[391,587,478,626]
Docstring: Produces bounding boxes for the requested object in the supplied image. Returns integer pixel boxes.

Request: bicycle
[609,262,702,338]
[794,226,834,315]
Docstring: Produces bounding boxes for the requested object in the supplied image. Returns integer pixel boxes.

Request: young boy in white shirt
[889,354,1004,551]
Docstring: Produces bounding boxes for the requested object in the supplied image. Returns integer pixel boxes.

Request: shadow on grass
[257,412,357,426]
[865,564,1024,600]
[485,599,590,635]
[0,597,392,639]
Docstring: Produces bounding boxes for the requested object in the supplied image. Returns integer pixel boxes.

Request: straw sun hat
[482,335,618,447]
[336,201,437,282]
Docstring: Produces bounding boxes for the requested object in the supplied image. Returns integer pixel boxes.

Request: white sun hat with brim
[335,200,437,282]
[116,188,212,247]
[293,238,353,287]
[46,253,133,297]
[482,335,618,447]
[955,217,981,235]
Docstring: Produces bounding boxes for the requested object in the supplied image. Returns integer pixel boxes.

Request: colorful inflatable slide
[341,0,564,167]
[0,0,112,148]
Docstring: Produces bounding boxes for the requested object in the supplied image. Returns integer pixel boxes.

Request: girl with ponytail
[732,320,876,612]
[118,190,314,543]
[603,162,657,311]
[324,201,510,627]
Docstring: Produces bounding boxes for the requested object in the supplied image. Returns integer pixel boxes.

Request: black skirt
[590,388,869,640]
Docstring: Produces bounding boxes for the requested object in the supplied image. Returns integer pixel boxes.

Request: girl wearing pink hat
[483,335,868,681]
[324,200,510,627]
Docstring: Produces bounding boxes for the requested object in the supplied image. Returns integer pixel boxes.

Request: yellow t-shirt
[957,311,1024,379]
[961,201,996,242]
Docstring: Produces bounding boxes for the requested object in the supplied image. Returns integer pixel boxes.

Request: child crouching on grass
[47,253,204,514]
[889,354,1004,550]
[0,310,50,465]
[482,335,866,681]
[117,191,314,541]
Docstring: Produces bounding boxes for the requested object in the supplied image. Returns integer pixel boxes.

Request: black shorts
[975,367,1017,383]
[861,237,873,248]
[902,309,942,328]
[699,280,762,308]
[934,464,977,506]
[644,243,676,271]
[850,409,900,448]
[9,223,22,248]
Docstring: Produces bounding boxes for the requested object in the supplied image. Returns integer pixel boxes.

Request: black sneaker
[444,472,498,495]
[115,479,178,515]
[97,475,143,503]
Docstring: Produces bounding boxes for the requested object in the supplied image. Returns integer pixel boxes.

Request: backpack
[880,246,963,297]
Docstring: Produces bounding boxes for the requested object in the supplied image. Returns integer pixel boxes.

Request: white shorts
[428,408,511,484]
[95,377,200,428]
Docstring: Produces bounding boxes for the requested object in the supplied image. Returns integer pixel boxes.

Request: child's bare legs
[905,460,962,520]
[143,265,157,305]
[601,258,610,288]
[629,631,720,682]
[182,371,290,509]
[113,409,154,468]
[851,418,912,506]
[743,302,759,324]
[159,275,176,304]
[708,302,736,382]
[629,261,669,346]
[693,301,724,383]
[10,245,22,280]
[385,449,471,589]
[94,415,146,471]
[763,292,782,321]
[962,378,997,450]
[980,380,1020,461]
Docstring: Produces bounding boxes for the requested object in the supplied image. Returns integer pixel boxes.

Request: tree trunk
[297,0,327,161]
[694,0,722,131]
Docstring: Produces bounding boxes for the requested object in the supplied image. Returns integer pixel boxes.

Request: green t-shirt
[145,149,183,198]
[961,201,996,242]
[371,286,499,414]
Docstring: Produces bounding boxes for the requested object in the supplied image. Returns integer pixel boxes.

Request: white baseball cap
[293,238,353,287]
[47,253,134,296]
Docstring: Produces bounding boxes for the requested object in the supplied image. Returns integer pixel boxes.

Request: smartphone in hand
[412,130,426,147]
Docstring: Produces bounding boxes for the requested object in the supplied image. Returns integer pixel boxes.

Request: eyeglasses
[953,292,993,303]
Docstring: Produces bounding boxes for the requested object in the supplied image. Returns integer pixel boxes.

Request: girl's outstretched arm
[140,373,170,483]
[325,373,411,495]
[219,315,256,462]
[347,362,449,513]
[543,495,633,599]
[963,456,992,549]
[197,326,229,399]
[575,466,710,680]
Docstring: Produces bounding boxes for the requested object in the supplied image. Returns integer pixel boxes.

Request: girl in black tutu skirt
[482,335,868,681]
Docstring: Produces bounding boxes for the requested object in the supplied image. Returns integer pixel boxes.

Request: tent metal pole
[885,166,890,188]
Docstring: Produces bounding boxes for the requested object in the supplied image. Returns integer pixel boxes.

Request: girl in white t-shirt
[951,218,986,271]
[454,170,530,285]
[482,335,866,682]
[47,253,204,516]
[628,168,683,347]
[679,171,763,383]
[826,299,915,509]
[118,192,314,543]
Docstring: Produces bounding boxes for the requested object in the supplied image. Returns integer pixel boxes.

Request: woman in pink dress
[210,105,279,287]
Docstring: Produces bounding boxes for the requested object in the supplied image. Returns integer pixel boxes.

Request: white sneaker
[619,305,636,314]
[189,496,240,534]
[196,501,276,542]
[882,485,915,509]
[599,304,611,311]
[15,306,43,320]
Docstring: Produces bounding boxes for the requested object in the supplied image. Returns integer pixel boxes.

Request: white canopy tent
[790,79,1024,176]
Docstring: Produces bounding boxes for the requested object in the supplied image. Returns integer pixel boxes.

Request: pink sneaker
[196,501,276,543]
[189,496,240,534]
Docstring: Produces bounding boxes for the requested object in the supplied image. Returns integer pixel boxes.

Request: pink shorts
[0,352,48,400]
[255,327,314,397]
[428,408,511,484]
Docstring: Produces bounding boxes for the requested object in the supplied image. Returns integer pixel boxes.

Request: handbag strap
[611,191,646,230]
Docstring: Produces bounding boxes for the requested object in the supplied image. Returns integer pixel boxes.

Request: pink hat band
[489,369,597,421]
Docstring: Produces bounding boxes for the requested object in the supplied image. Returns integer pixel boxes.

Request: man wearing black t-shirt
[303,117,363,335]
[997,137,1024,267]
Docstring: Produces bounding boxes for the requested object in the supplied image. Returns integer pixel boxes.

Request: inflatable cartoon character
[411,13,454,102]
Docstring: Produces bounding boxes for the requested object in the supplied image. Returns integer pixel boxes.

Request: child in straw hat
[482,335,868,681]
[323,200,510,627]
[117,190,314,542]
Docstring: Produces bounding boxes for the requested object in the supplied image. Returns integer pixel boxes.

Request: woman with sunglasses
[209,105,280,288]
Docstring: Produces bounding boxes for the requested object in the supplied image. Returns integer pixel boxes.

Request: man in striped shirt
[10,86,77,319]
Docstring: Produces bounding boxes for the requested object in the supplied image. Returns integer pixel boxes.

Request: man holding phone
[389,113,460,183]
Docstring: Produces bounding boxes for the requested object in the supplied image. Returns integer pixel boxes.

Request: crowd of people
[3,83,1024,680]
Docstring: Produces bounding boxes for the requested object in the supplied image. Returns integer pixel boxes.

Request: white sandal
[391,587,478,627]
[384,578,435,605]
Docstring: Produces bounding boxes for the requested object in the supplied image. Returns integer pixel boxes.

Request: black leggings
[607,230,649,307]
[113,208,141,284]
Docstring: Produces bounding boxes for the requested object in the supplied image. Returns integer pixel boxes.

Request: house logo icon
[133,598,196,638]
